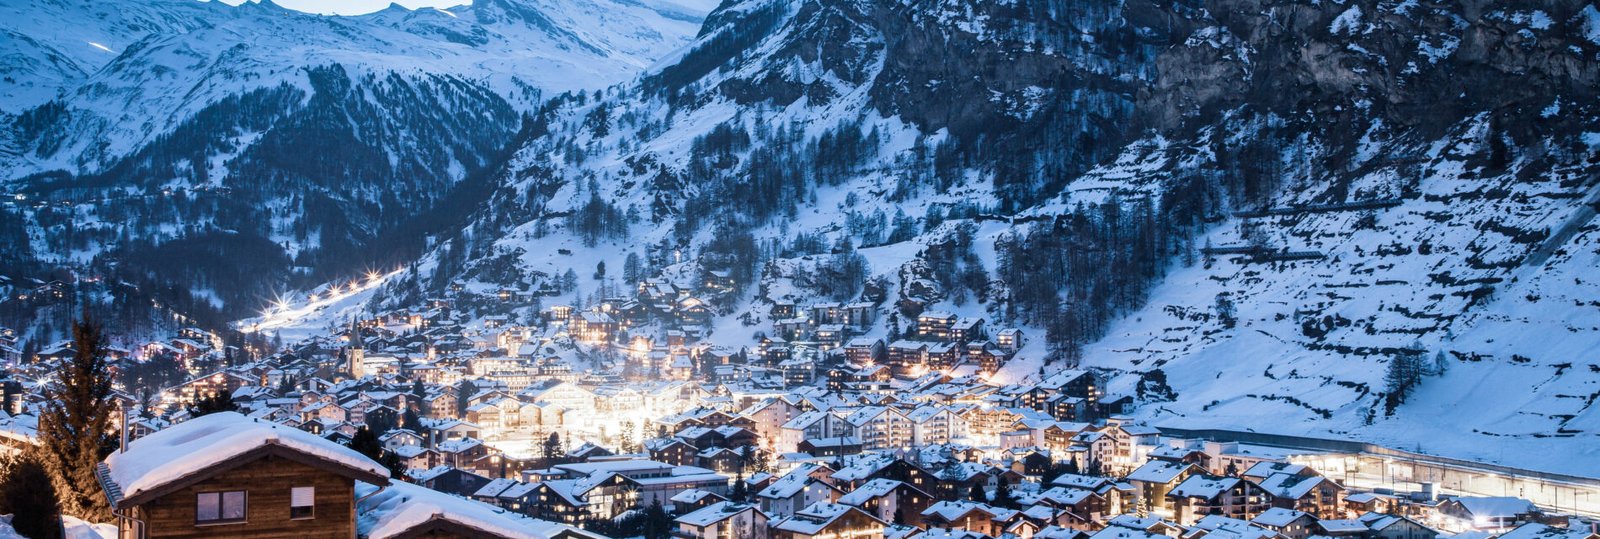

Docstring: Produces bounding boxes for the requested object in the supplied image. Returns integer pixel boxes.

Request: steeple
[348,319,365,380]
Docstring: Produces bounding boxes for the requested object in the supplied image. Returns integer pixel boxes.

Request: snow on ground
[236,268,403,342]
[0,0,712,177]
[1078,118,1600,476]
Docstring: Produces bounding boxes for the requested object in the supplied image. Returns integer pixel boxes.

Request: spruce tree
[37,315,115,522]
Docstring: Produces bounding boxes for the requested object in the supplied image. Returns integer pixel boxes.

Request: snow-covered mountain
[1,0,710,174]
[0,0,711,329]
[345,0,1600,474]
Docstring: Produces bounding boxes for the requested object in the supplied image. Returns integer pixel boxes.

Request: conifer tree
[0,453,62,539]
[37,315,115,522]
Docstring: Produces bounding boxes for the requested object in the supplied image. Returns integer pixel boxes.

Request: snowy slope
[0,0,711,177]
[1080,115,1600,475]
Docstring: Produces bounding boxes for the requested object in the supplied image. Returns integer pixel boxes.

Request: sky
[215,0,471,16]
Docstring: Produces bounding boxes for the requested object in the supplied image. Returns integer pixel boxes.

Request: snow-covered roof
[773,502,878,535]
[1169,474,1240,499]
[1252,508,1311,528]
[1092,525,1171,539]
[676,501,763,527]
[1125,460,1194,484]
[357,481,593,539]
[100,412,387,507]
[837,478,903,505]
[1258,473,1329,500]
[1495,523,1597,539]
[1450,496,1537,518]
[1318,519,1371,534]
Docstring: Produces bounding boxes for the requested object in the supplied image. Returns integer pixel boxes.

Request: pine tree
[542,432,563,463]
[188,392,238,417]
[1383,349,1424,415]
[969,482,986,502]
[730,472,748,502]
[642,500,672,539]
[37,315,115,522]
[623,252,642,283]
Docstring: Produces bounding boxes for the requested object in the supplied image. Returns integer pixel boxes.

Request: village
[0,272,1596,539]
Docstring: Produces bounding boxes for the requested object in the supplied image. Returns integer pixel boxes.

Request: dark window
[196,491,247,524]
[290,486,315,519]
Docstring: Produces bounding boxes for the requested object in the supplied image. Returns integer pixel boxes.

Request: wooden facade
[104,445,388,539]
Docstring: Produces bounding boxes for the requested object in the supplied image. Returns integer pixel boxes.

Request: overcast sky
[215,0,471,16]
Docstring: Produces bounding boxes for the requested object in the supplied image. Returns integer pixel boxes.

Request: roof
[1450,496,1537,518]
[676,501,764,527]
[1169,474,1240,500]
[1496,523,1598,539]
[1092,526,1171,539]
[357,481,594,539]
[1258,473,1329,500]
[773,502,881,535]
[1126,460,1194,484]
[99,412,388,508]
[837,478,905,506]
[1318,520,1371,533]
[1243,461,1310,478]
[1252,508,1311,528]
[760,464,824,499]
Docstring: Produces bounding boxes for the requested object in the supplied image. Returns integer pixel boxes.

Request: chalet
[844,338,886,365]
[676,502,771,539]
[996,328,1023,353]
[759,464,845,517]
[915,311,959,341]
[1437,497,1540,532]
[843,303,875,329]
[97,412,390,538]
[921,500,1019,538]
[648,437,703,467]
[780,410,856,454]
[925,342,958,370]
[950,317,984,343]
[886,341,928,378]
[670,489,728,514]
[837,478,935,528]
[1251,508,1319,539]
[1125,460,1199,518]
[1165,474,1272,525]
[571,311,618,343]
[413,466,492,498]
[771,302,797,320]
[1357,512,1440,539]
[1345,492,1402,516]
[772,502,888,539]
[1256,471,1345,519]
[844,406,913,450]
[1024,486,1108,526]
[798,436,863,457]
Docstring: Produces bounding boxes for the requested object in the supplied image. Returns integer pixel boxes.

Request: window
[196,491,246,524]
[290,486,315,519]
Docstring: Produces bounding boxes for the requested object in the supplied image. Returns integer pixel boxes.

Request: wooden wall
[132,454,357,539]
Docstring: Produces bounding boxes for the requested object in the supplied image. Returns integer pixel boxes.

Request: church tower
[348,320,365,380]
